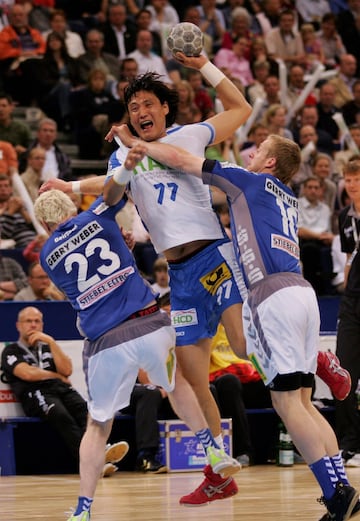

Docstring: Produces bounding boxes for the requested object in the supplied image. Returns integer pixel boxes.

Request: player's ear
[163,101,169,116]
[265,156,276,169]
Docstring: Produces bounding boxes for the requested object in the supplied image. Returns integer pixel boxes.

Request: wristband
[72,180,81,194]
[200,61,226,88]
[112,165,133,186]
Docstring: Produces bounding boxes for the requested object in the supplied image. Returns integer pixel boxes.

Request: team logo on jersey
[171,309,198,328]
[271,234,299,259]
[200,262,231,295]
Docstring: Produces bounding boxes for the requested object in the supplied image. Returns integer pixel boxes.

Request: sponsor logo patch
[199,262,231,295]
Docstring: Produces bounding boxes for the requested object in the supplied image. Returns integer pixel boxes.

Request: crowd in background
[0,0,360,297]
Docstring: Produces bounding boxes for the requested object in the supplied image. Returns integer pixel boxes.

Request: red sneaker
[179,465,238,506]
[316,351,351,401]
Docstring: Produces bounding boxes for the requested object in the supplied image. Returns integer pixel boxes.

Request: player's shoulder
[166,121,214,145]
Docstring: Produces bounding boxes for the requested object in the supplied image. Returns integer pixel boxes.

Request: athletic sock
[214,434,224,450]
[74,496,93,516]
[195,428,220,452]
[330,452,350,485]
[309,456,339,500]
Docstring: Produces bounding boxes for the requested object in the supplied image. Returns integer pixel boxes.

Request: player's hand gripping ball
[167,22,204,57]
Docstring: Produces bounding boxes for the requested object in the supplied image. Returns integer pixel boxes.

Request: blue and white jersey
[202,160,301,289]
[106,123,226,253]
[40,196,156,340]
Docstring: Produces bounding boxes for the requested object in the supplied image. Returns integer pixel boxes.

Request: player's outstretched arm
[103,143,148,206]
[142,141,204,178]
[39,176,106,196]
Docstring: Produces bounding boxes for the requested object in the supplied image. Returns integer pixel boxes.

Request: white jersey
[107,123,225,253]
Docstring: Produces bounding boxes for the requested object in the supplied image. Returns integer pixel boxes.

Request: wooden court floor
[2,465,360,521]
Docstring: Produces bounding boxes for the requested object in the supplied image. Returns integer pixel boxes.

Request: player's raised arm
[173,52,252,144]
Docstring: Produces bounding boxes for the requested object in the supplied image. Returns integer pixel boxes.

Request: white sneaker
[206,446,241,478]
[105,441,129,464]
[345,453,360,467]
[102,462,117,477]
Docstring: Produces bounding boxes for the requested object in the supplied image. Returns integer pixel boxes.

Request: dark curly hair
[124,72,179,129]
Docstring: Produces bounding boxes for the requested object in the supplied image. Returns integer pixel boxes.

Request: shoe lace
[189,475,234,499]
[326,354,348,377]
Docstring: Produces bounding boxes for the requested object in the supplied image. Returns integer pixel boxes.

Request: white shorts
[85,313,176,422]
[243,282,319,386]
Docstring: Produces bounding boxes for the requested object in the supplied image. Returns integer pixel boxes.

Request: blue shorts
[169,238,246,346]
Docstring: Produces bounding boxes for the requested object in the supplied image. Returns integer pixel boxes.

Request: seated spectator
[20,146,46,203]
[42,9,85,58]
[298,176,335,295]
[100,3,137,60]
[285,64,318,110]
[316,82,341,146]
[214,35,254,87]
[209,323,272,466]
[174,79,202,125]
[292,104,335,158]
[254,74,281,123]
[264,9,306,70]
[0,94,31,156]
[316,12,346,70]
[329,54,359,109]
[127,30,172,84]
[221,6,253,58]
[0,4,46,105]
[246,58,270,106]
[34,31,82,131]
[302,35,324,72]
[14,260,65,301]
[76,28,121,88]
[262,103,293,139]
[249,35,279,77]
[150,257,170,298]
[0,252,28,300]
[70,69,119,160]
[119,56,139,82]
[0,140,18,176]
[238,122,269,168]
[0,174,36,249]
[19,118,72,182]
[311,152,338,215]
[0,305,128,476]
[134,9,162,58]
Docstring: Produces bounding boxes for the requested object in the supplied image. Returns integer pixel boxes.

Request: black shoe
[318,482,359,521]
[135,456,167,474]
[318,500,360,521]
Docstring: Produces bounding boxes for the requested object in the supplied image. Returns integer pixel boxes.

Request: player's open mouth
[140,121,153,130]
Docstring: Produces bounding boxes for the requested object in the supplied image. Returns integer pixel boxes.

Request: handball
[167,22,204,57]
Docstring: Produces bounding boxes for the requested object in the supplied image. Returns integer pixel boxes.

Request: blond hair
[34,189,77,229]
[267,134,301,184]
